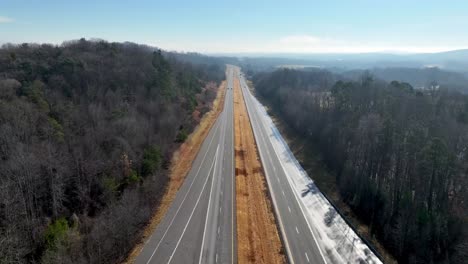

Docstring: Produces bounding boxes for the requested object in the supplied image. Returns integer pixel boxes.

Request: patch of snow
[246,84,383,264]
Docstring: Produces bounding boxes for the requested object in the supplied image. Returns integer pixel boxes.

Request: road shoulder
[123,79,227,264]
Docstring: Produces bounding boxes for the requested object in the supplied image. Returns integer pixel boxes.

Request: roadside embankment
[124,79,227,263]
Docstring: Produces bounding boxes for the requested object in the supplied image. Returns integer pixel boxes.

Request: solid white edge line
[238,69,295,264]
[144,120,221,264]
[167,146,219,264]
[248,79,328,264]
[231,67,235,264]
[198,146,220,264]
[199,76,229,263]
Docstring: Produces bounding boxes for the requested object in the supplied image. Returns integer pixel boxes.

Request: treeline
[341,67,468,94]
[253,69,468,263]
[0,39,224,263]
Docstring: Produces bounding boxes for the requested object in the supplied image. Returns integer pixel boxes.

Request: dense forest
[340,67,468,94]
[253,69,468,263]
[0,39,224,263]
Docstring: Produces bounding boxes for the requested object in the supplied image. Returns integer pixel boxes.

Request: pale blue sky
[1,0,467,53]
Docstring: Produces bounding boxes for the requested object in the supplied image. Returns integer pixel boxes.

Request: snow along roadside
[244,81,383,264]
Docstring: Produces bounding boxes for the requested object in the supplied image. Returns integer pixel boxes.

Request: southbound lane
[135,66,236,264]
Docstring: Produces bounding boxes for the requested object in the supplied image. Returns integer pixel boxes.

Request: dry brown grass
[234,75,285,264]
[123,80,227,264]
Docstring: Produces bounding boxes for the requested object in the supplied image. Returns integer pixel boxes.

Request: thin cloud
[273,34,344,52]
[146,34,467,54]
[279,35,322,45]
[0,16,14,23]
[268,34,464,53]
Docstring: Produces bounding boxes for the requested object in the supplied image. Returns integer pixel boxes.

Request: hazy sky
[1,0,468,53]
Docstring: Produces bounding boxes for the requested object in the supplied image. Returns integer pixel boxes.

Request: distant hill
[342,67,468,93]
[412,49,468,61]
[217,49,468,73]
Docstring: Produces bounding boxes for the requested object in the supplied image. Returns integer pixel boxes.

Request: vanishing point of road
[136,65,328,264]
[135,66,236,264]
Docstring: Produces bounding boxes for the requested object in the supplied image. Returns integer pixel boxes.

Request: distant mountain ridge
[214,49,468,60]
[213,49,468,73]
[414,49,468,60]
[341,67,468,93]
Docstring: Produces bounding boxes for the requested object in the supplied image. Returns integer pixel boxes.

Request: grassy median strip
[124,79,227,263]
[234,75,285,264]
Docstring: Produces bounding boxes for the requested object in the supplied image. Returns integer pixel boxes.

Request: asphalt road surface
[136,65,328,264]
[135,66,236,264]
[236,66,327,264]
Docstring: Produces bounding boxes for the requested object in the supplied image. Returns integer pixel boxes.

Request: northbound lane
[236,66,327,264]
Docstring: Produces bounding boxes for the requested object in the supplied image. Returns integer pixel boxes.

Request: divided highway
[135,67,236,264]
[136,65,329,264]
[236,66,327,264]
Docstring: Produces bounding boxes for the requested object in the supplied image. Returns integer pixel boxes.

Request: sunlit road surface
[135,66,236,264]
[236,66,327,264]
